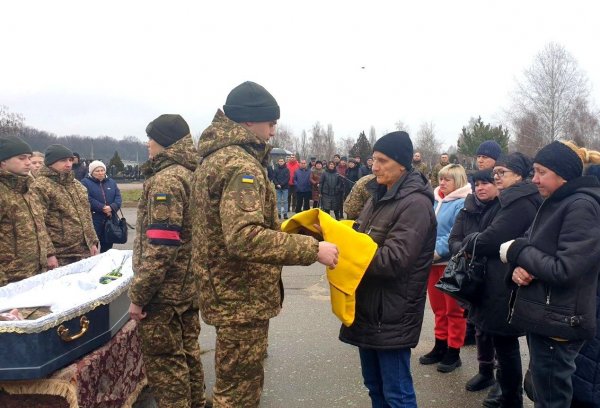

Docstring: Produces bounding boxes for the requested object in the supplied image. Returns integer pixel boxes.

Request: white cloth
[499,239,515,263]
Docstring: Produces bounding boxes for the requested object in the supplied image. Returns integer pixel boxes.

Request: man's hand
[129,303,147,321]
[317,241,339,269]
[512,266,534,286]
[90,245,99,256]
[47,255,59,269]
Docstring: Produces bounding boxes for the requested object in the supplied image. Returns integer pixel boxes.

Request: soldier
[30,151,44,177]
[128,114,207,408]
[431,152,450,188]
[191,81,339,408]
[31,144,98,266]
[343,173,376,220]
[0,136,53,286]
[412,151,429,177]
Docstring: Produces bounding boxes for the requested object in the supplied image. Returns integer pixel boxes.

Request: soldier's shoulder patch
[232,173,261,212]
[241,175,255,184]
[154,193,171,204]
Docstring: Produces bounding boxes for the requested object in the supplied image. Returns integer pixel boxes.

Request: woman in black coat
[448,170,501,393]
[462,153,542,407]
[502,142,600,407]
[320,161,344,220]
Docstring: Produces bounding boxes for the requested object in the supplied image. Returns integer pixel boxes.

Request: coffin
[0,249,133,380]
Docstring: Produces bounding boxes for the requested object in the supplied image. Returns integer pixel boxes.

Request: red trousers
[427,264,466,349]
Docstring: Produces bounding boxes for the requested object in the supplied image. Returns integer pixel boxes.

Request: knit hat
[223,81,280,123]
[476,140,502,160]
[373,131,413,170]
[88,160,106,176]
[146,114,190,148]
[44,144,74,166]
[495,152,533,178]
[0,136,32,162]
[534,141,583,181]
[472,169,494,184]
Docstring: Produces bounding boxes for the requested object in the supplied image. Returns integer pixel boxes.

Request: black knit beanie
[472,169,494,184]
[223,81,280,123]
[476,140,502,160]
[0,136,32,162]
[534,141,583,181]
[146,114,190,148]
[373,131,413,170]
[44,144,74,166]
[495,152,533,178]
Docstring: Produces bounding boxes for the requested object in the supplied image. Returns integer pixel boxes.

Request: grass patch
[121,189,142,203]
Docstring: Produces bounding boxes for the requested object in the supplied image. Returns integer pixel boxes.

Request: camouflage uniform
[30,167,98,266]
[129,134,206,408]
[430,161,447,188]
[191,110,320,408]
[412,161,429,178]
[344,174,376,220]
[0,169,51,286]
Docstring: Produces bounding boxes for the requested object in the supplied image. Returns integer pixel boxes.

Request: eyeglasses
[492,169,513,177]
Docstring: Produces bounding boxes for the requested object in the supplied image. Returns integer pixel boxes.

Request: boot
[482,370,503,408]
[437,347,462,373]
[465,362,495,391]
[419,338,447,365]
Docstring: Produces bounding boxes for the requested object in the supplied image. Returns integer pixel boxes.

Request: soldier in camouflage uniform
[343,174,376,220]
[128,114,207,408]
[430,152,450,188]
[412,151,429,178]
[31,144,98,266]
[191,81,339,408]
[0,136,53,286]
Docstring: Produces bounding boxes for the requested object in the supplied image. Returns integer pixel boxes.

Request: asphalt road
[117,206,534,408]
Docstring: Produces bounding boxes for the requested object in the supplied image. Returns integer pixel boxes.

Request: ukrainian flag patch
[153,193,171,203]
[241,175,255,184]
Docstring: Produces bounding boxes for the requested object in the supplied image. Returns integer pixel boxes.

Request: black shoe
[283,213,288,219]
[437,347,462,373]
[482,382,503,408]
[419,339,448,365]
[465,373,495,391]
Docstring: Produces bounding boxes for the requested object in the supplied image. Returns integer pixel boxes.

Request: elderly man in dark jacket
[339,131,437,407]
[501,141,600,408]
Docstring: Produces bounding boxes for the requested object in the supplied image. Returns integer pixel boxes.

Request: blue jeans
[276,188,288,217]
[527,333,584,408]
[359,348,417,408]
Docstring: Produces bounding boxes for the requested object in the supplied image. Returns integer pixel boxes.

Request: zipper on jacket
[546,287,551,305]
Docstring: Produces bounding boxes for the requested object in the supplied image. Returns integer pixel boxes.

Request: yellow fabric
[282,209,377,326]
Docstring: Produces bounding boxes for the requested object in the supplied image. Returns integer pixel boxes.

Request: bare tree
[298,130,309,159]
[310,122,325,159]
[368,126,377,146]
[395,120,410,133]
[511,42,590,144]
[272,124,296,151]
[565,97,600,149]
[323,124,336,160]
[415,121,442,169]
[0,105,25,137]
[512,111,545,156]
[337,137,355,157]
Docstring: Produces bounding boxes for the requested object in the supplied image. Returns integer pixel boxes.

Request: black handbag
[434,234,487,305]
[104,209,129,244]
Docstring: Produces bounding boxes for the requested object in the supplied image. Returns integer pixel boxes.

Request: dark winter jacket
[273,165,290,190]
[80,175,122,243]
[339,169,437,349]
[320,168,344,211]
[345,165,361,196]
[294,167,312,193]
[451,181,542,335]
[572,279,600,406]
[506,176,600,341]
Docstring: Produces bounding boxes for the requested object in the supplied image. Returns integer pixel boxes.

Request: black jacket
[339,170,437,349]
[320,169,343,210]
[507,176,600,341]
[453,182,542,336]
[272,165,290,189]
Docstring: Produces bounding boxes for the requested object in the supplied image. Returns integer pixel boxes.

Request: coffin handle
[57,316,90,342]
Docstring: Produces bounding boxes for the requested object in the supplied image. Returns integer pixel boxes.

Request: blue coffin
[0,250,133,380]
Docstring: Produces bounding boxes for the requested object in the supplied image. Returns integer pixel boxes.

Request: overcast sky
[2,0,600,149]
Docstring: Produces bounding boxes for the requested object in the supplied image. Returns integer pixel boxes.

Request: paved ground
[116,205,534,407]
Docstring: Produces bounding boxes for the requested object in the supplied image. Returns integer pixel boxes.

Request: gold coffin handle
[57,316,90,342]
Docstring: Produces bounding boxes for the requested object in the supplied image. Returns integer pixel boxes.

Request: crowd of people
[2,80,600,408]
